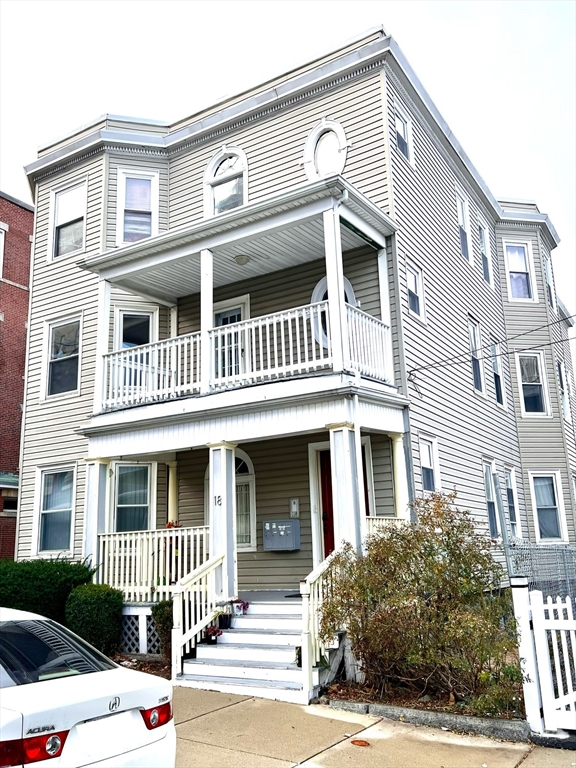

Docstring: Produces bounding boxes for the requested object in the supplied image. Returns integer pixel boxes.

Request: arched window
[204,448,256,550]
[302,119,349,182]
[204,146,248,217]
[311,275,357,348]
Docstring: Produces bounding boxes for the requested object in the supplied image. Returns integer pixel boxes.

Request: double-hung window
[557,361,571,421]
[52,182,86,259]
[204,148,247,217]
[419,436,438,492]
[468,318,484,393]
[39,467,74,552]
[47,318,80,396]
[505,469,520,537]
[483,462,499,538]
[394,105,413,163]
[531,474,565,541]
[456,192,471,262]
[115,464,151,532]
[544,257,555,308]
[504,242,535,301]
[116,170,159,246]
[490,341,504,405]
[517,352,548,415]
[478,221,491,284]
[406,262,424,319]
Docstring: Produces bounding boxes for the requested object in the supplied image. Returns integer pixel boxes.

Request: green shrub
[0,558,94,623]
[151,600,173,661]
[65,583,124,655]
[320,493,523,716]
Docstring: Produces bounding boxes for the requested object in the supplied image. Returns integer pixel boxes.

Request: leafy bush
[151,600,173,661]
[0,558,94,623]
[320,493,523,716]
[65,583,124,655]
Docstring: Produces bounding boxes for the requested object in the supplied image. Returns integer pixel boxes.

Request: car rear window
[0,619,116,687]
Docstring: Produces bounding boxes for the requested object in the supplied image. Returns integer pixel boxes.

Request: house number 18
[214,495,222,506]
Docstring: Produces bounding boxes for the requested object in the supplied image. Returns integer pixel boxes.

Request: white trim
[482,459,500,538]
[418,432,441,493]
[302,119,349,181]
[529,471,569,544]
[213,294,251,324]
[504,466,522,539]
[113,302,159,350]
[40,312,83,401]
[503,239,538,303]
[515,351,551,418]
[393,100,415,168]
[543,255,556,310]
[468,316,485,395]
[47,178,88,262]
[489,338,506,408]
[109,460,157,533]
[455,188,472,264]
[203,447,257,551]
[477,215,493,287]
[115,168,159,247]
[33,462,77,557]
[405,259,425,322]
[203,145,248,218]
[557,359,572,423]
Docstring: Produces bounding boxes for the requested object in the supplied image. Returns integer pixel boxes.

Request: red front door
[319,450,335,557]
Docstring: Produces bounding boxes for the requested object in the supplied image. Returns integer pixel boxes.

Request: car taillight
[140,701,172,730]
[0,731,68,767]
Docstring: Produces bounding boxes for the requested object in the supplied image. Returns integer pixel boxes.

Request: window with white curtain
[116,169,159,246]
[115,464,150,532]
[52,182,86,259]
[517,352,549,415]
[531,474,565,541]
[204,148,247,217]
[505,242,536,301]
[39,467,74,552]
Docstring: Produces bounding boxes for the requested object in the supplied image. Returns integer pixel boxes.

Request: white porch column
[83,460,109,570]
[200,249,213,394]
[323,207,347,372]
[327,422,362,554]
[208,441,237,600]
[93,279,111,412]
[167,461,178,525]
[377,246,394,382]
[391,433,410,520]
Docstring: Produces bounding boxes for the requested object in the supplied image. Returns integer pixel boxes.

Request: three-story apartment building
[17,28,576,701]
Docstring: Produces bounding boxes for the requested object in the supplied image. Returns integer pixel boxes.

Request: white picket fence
[512,577,576,733]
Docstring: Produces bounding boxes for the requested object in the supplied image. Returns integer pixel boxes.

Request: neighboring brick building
[0,191,33,559]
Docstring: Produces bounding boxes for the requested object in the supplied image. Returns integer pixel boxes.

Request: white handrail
[300,548,343,696]
[346,304,391,381]
[171,554,225,679]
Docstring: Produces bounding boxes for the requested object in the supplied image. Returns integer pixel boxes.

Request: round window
[302,120,348,181]
[314,131,342,177]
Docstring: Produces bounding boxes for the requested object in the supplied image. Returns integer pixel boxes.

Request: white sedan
[0,608,176,767]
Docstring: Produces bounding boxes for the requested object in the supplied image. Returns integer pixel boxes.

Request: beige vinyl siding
[156,463,168,528]
[106,154,169,251]
[17,155,105,559]
[496,223,575,543]
[169,72,389,229]
[370,434,394,516]
[384,70,524,535]
[178,246,381,335]
[108,287,171,353]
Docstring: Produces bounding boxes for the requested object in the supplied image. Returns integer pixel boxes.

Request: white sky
[0,0,574,325]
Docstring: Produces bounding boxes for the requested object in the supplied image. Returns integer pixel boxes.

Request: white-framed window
[468,317,484,393]
[478,220,491,284]
[504,241,537,302]
[504,468,520,538]
[113,462,155,533]
[544,256,555,309]
[37,465,75,554]
[419,435,440,492]
[456,191,472,262]
[0,222,7,278]
[302,119,349,181]
[483,461,499,539]
[204,146,248,217]
[516,352,550,416]
[204,448,257,551]
[113,304,159,350]
[44,317,81,398]
[529,472,568,543]
[116,169,159,246]
[311,275,357,349]
[394,103,414,165]
[557,360,571,422]
[406,261,425,320]
[49,180,87,260]
[490,340,504,406]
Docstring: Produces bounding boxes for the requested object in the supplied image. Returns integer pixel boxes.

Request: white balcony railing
[96,526,209,603]
[365,516,407,536]
[101,302,392,410]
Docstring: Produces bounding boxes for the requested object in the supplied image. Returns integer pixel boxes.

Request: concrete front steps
[176,593,316,704]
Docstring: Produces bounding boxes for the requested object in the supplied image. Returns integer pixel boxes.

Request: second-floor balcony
[102,301,391,410]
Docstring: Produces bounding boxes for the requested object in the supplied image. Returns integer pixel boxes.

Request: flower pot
[218,613,232,630]
[232,603,244,616]
[206,634,218,644]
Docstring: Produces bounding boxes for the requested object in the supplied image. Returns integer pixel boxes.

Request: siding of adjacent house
[384,67,525,535]
[17,156,105,558]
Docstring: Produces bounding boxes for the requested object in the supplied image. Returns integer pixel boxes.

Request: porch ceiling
[79,176,397,305]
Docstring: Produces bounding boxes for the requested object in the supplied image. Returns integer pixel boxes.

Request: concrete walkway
[174,688,576,768]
